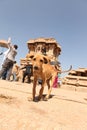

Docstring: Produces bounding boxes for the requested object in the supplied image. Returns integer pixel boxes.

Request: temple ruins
[62,68,87,90]
[20,37,61,67]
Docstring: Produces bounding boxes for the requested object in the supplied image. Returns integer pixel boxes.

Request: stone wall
[62,68,87,87]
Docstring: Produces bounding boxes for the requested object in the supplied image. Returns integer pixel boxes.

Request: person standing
[21,61,32,83]
[0,43,10,79]
[0,38,18,80]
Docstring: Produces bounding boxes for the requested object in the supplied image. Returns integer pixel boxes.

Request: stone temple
[20,37,61,68]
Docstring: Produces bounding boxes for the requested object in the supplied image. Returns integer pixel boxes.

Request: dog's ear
[43,57,48,64]
[26,54,34,59]
[43,55,51,64]
[30,55,34,59]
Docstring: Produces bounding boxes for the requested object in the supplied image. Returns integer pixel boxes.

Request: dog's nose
[34,66,38,70]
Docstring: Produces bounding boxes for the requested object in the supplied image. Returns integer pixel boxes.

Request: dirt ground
[0,79,87,130]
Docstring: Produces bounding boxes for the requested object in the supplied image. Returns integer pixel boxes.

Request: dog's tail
[61,65,72,73]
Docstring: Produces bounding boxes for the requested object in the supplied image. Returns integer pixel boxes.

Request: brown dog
[30,54,58,102]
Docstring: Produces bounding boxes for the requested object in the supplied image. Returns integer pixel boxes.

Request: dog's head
[32,54,50,74]
[26,53,50,74]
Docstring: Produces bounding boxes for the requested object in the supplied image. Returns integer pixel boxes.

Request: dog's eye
[33,58,36,61]
[40,59,43,62]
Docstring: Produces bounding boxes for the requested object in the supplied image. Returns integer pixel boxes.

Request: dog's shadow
[28,94,55,102]
[35,94,55,102]
[42,94,54,99]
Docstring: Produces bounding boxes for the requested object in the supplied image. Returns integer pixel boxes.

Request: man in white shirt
[0,49,10,79]
[0,38,18,80]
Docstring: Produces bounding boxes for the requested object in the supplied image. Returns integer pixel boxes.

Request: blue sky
[0,0,87,72]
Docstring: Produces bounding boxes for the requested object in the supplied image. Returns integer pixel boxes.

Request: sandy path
[0,80,87,130]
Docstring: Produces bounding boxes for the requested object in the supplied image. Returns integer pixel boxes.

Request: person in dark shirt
[21,61,32,83]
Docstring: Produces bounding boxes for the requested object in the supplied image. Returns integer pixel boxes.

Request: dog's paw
[33,98,38,102]
[43,97,48,101]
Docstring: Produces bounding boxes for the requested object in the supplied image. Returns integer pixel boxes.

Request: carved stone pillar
[35,44,42,54]
[48,44,55,57]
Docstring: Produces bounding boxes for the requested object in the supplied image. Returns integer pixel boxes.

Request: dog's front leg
[38,83,45,100]
[45,79,52,100]
[32,78,37,101]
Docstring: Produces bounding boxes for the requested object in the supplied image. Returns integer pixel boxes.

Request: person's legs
[27,74,31,83]
[2,70,7,80]
[6,66,13,80]
[0,67,7,79]
[22,72,26,83]
[0,58,12,79]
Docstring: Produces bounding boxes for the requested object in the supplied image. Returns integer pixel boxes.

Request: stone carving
[26,37,61,62]
[0,40,8,48]
[62,68,87,88]
[20,37,61,64]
